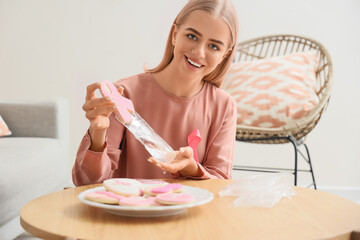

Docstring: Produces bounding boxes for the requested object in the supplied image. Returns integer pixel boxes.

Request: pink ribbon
[100,80,135,123]
[187,129,201,162]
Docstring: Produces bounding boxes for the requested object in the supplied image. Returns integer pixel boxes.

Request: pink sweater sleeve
[72,114,124,186]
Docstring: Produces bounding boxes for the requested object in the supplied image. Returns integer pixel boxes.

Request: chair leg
[304,144,317,190]
[288,137,298,186]
[233,137,316,189]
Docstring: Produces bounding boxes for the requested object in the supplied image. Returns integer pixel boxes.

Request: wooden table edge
[20,213,66,240]
[19,180,360,240]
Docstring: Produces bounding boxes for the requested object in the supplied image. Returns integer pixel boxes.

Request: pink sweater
[72,73,237,186]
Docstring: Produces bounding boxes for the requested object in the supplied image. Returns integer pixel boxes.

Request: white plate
[78,186,213,217]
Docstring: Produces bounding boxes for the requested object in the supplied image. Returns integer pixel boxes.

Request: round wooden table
[20,179,360,240]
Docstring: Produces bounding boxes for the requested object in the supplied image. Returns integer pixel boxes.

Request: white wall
[0,0,359,189]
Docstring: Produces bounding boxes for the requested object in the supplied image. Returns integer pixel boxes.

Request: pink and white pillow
[223,52,319,128]
[0,115,12,137]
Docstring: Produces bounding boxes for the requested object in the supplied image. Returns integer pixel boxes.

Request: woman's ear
[171,24,178,46]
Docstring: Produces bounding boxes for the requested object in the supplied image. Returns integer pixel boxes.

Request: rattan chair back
[230,34,333,144]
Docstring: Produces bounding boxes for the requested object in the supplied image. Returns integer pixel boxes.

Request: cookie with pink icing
[119,196,162,207]
[138,179,168,188]
[85,191,125,204]
[156,193,195,205]
[103,178,142,197]
[144,183,183,196]
[138,179,168,193]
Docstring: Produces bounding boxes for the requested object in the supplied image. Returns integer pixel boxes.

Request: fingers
[86,82,101,101]
[83,90,115,123]
[147,158,179,173]
[83,81,124,132]
[180,147,193,158]
[82,96,113,112]
[85,105,115,119]
[147,155,189,174]
[147,157,162,168]
[118,86,124,95]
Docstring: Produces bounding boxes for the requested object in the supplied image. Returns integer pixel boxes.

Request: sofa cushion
[0,137,67,226]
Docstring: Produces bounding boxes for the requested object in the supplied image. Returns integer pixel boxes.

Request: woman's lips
[185,56,203,69]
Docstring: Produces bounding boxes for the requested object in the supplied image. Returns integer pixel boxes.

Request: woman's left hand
[147,147,201,176]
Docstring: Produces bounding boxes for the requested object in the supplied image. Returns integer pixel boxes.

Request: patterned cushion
[223,52,319,128]
[0,115,12,137]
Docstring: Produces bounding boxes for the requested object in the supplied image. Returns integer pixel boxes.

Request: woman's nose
[191,44,206,59]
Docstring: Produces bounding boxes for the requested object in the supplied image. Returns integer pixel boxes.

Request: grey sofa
[0,99,69,240]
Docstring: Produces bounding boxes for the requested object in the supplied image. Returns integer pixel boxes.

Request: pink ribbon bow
[187,129,201,162]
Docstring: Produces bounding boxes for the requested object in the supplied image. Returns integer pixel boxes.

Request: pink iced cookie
[156,193,195,205]
[144,183,183,196]
[119,196,161,207]
[103,178,142,197]
[85,191,125,205]
[100,80,135,124]
[138,179,168,185]
[138,179,168,191]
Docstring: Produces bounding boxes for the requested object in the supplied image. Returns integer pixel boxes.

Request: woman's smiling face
[171,10,231,79]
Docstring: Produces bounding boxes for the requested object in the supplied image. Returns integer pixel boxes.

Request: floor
[13,232,40,240]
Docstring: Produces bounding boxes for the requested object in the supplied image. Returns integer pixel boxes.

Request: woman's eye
[187,34,197,40]
[209,44,219,50]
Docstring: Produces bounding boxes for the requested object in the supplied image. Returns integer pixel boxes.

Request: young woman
[72,0,239,186]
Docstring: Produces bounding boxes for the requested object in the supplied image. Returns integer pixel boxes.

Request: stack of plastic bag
[219,173,296,207]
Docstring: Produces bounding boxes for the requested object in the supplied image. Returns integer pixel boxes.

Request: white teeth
[187,58,202,68]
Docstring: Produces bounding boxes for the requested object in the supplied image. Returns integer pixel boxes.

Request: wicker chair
[224,34,333,189]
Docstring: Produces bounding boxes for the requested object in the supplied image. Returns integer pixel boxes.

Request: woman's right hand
[82,82,124,151]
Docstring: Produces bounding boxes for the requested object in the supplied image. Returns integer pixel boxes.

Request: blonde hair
[146,0,238,88]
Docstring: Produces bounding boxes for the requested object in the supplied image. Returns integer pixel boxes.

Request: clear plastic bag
[219,173,296,207]
[120,112,175,163]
